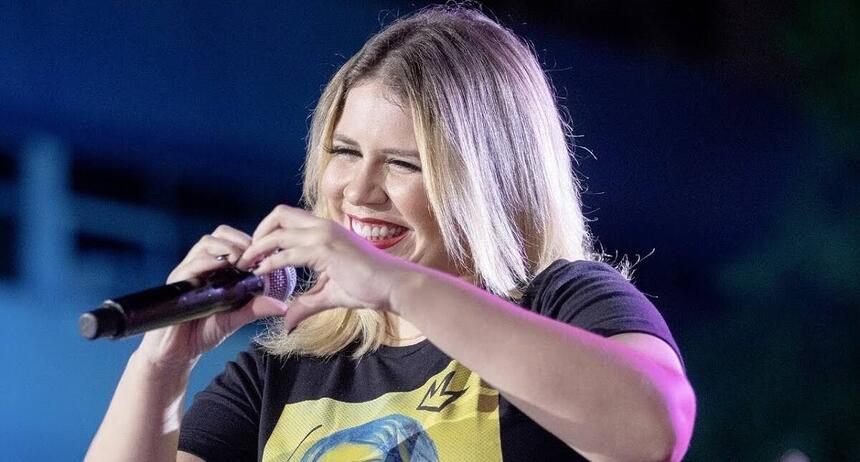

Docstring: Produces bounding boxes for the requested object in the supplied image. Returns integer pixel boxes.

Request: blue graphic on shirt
[300,414,439,462]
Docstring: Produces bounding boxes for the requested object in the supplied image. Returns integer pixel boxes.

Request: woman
[86,6,695,461]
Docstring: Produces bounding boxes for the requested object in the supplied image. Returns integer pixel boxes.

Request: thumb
[282,296,320,333]
[225,295,289,331]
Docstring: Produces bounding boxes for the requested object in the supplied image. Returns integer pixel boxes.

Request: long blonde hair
[258,5,600,359]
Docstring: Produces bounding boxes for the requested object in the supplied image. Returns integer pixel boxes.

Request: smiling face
[320,80,456,275]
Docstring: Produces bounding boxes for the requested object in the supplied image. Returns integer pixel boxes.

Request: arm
[85,225,286,462]
[238,206,696,461]
[84,353,194,462]
[390,267,696,462]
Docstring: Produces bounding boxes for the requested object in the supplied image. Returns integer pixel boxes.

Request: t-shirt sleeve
[178,344,266,462]
[523,259,684,367]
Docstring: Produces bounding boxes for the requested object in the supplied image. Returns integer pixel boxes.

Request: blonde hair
[258,5,601,359]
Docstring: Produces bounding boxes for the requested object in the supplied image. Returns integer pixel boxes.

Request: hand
[236,205,411,331]
[135,225,289,369]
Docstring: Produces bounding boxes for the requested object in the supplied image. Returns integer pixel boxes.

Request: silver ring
[215,254,230,262]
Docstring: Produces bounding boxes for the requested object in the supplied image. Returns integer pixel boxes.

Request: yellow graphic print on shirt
[262,360,501,461]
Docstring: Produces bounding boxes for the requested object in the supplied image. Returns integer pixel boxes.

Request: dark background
[0,1,857,460]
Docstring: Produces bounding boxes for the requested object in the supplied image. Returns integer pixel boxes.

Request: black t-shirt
[179,259,682,461]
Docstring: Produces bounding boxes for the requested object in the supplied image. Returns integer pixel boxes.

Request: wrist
[129,349,198,380]
[126,351,193,433]
[385,263,428,318]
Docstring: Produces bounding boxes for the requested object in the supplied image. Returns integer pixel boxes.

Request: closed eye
[326,146,420,173]
[387,159,421,172]
[325,146,361,157]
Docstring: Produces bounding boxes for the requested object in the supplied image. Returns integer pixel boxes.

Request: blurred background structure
[1,1,857,460]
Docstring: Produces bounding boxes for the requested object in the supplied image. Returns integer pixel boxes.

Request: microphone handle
[80,268,264,339]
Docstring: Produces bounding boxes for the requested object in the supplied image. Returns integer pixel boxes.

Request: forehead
[335,81,416,145]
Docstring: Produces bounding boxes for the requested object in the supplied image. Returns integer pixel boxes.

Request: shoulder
[544,258,622,278]
[529,258,623,287]
[522,258,631,308]
[521,258,684,366]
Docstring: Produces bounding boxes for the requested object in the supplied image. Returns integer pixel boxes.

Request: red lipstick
[347,215,409,250]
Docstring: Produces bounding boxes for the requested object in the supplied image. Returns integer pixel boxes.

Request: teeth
[351,218,405,241]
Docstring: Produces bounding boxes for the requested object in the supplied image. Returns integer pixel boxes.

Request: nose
[343,162,388,206]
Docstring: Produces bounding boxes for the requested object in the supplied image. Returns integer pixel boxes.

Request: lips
[347,214,409,250]
[362,231,409,249]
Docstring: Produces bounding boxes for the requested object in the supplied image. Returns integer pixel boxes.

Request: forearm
[390,266,693,461]
[85,351,194,462]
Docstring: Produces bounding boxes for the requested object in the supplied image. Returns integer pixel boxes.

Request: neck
[383,312,425,346]
[381,270,474,346]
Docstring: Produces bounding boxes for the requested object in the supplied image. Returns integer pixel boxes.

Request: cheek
[320,162,347,201]
[390,181,437,235]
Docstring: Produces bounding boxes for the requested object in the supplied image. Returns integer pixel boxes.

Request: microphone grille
[263,266,297,302]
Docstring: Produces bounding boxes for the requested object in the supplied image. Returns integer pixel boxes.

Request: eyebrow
[332,133,420,159]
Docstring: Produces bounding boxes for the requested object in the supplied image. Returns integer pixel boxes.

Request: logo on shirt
[262,360,501,461]
[417,370,468,412]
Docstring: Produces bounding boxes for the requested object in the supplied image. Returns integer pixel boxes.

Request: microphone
[78,266,297,340]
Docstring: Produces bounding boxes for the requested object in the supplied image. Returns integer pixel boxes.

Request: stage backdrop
[0,1,856,460]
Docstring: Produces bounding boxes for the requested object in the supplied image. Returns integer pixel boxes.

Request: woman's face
[321,80,455,275]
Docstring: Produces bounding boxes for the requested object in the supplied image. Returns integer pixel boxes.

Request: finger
[251,204,319,242]
[191,235,247,265]
[211,224,252,248]
[291,289,332,312]
[251,244,318,276]
[170,234,248,282]
[295,280,374,312]
[281,297,318,333]
[167,252,234,284]
[237,230,319,270]
[224,295,289,332]
[303,272,329,296]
